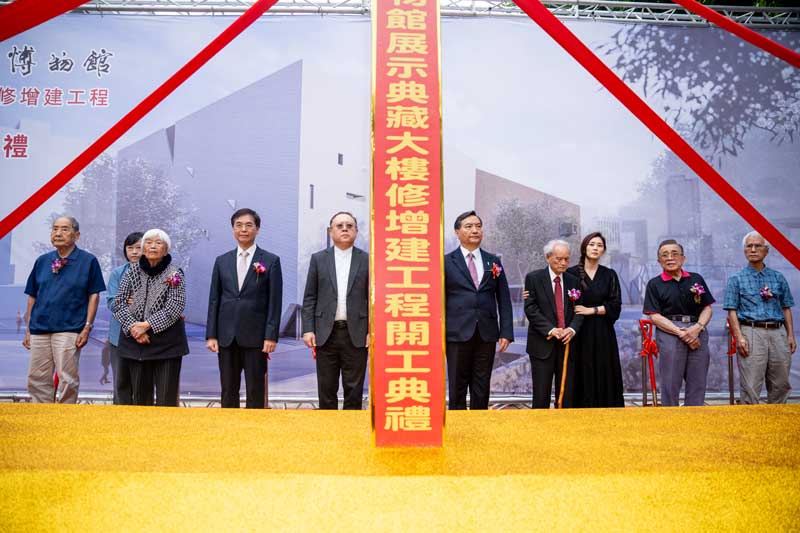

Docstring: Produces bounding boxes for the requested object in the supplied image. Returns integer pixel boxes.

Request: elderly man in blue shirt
[724,231,796,404]
[22,216,106,403]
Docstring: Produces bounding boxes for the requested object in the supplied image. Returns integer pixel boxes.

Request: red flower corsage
[491,262,503,279]
[165,271,182,288]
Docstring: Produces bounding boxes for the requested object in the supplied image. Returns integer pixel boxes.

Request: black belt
[668,315,698,323]
[740,319,783,329]
[333,320,348,328]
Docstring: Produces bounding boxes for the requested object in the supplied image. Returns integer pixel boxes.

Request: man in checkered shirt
[724,231,796,404]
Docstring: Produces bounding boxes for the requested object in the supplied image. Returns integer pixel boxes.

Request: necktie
[467,253,480,289]
[554,276,565,328]
[238,251,249,291]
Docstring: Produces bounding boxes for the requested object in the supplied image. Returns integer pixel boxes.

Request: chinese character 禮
[3,133,29,159]
[384,405,431,431]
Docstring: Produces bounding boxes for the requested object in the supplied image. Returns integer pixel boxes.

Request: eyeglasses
[744,244,765,249]
[234,223,256,230]
[333,223,355,230]
[659,252,683,259]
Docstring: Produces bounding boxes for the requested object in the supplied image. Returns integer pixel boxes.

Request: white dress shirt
[334,245,353,321]
[460,246,484,281]
[237,244,257,289]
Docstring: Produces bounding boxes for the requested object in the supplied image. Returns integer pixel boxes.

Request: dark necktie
[554,276,565,328]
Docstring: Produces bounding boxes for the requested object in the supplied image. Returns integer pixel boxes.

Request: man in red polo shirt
[643,239,714,406]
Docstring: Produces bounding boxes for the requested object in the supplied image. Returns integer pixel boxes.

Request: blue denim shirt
[106,263,130,346]
[723,264,794,322]
[25,247,106,334]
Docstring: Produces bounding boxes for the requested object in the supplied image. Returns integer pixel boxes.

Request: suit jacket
[301,246,369,348]
[524,267,583,359]
[205,246,283,348]
[444,248,514,343]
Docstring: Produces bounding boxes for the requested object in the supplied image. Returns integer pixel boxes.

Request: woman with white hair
[113,229,189,406]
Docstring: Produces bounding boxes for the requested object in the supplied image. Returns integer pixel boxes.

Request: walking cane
[726,320,736,405]
[639,319,659,407]
[264,352,271,409]
[556,341,571,409]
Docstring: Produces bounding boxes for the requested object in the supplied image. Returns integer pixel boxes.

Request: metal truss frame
[0,0,798,28]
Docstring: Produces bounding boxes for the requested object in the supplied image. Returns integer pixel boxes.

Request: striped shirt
[723,265,794,322]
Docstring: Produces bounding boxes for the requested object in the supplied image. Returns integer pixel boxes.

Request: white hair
[742,231,769,249]
[142,228,172,252]
[544,239,570,257]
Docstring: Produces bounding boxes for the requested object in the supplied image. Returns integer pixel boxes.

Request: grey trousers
[737,325,792,404]
[656,322,710,407]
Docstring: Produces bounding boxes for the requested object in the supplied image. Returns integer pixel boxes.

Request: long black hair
[577,232,607,290]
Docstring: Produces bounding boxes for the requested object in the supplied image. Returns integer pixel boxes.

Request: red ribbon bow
[639,319,659,359]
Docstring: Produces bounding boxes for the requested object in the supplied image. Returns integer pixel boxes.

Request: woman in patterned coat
[113,228,189,406]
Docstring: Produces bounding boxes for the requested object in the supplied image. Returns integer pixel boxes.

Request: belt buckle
[681,316,691,323]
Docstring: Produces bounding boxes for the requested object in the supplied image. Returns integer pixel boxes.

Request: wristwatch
[84,323,94,330]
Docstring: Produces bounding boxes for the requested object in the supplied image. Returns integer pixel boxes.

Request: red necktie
[554,276,565,328]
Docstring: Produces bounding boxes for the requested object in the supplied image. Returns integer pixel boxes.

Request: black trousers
[128,357,182,407]
[531,343,574,409]
[446,327,496,410]
[218,340,268,409]
[316,323,368,410]
[110,344,132,405]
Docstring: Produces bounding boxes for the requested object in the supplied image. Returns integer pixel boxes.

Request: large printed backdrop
[0,15,798,395]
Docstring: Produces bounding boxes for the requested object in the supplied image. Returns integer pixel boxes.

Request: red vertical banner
[371,0,445,447]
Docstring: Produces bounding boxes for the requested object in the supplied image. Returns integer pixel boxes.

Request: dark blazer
[206,246,283,348]
[444,248,514,343]
[524,267,583,359]
[302,246,369,348]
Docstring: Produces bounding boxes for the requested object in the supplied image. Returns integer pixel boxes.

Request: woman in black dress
[567,232,624,408]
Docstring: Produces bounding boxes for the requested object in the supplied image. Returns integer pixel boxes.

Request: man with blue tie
[206,208,283,408]
[444,211,514,410]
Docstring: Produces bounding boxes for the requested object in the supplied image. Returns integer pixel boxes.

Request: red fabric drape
[672,0,800,69]
[513,0,800,270]
[0,0,88,42]
[0,0,278,239]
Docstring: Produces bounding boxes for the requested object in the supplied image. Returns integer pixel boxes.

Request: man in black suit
[206,208,283,408]
[524,239,583,409]
[444,210,514,410]
[302,212,369,410]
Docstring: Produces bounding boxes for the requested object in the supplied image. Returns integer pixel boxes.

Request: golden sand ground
[1,403,798,531]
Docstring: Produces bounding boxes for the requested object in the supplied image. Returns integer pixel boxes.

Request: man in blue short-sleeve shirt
[23,216,106,403]
[724,231,795,404]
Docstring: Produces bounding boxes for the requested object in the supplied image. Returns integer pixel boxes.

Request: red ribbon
[512,0,800,270]
[726,321,737,357]
[639,319,659,359]
[0,0,278,240]
[671,0,800,69]
[0,0,87,43]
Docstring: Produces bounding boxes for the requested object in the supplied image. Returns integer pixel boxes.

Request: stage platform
[1,404,798,531]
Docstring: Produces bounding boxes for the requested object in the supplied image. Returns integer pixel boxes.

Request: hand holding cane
[557,341,571,409]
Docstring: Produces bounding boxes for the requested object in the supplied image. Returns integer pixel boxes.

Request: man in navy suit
[206,208,283,408]
[524,239,583,408]
[444,210,514,410]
